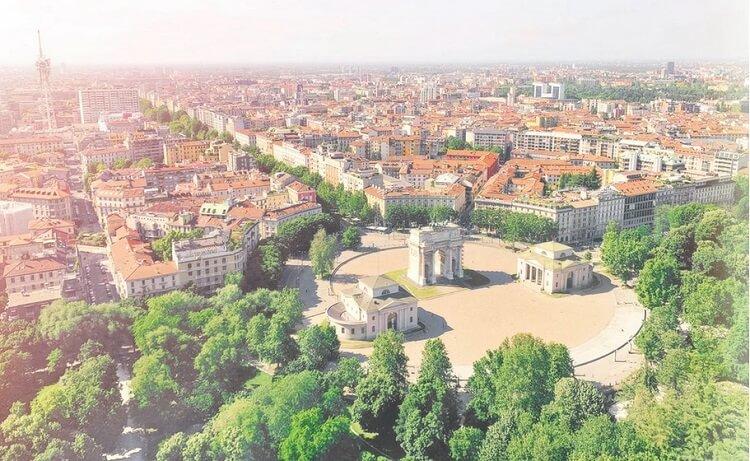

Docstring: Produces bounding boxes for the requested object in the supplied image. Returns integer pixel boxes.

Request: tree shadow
[339,350,369,363]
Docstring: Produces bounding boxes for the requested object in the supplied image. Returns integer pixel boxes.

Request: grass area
[350,421,377,440]
[384,267,489,299]
[340,339,374,349]
[243,370,272,389]
[384,269,444,299]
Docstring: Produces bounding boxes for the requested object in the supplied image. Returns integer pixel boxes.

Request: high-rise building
[78,88,139,123]
[419,83,438,103]
[665,61,675,75]
[532,82,565,100]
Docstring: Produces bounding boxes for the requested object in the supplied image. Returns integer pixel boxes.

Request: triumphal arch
[407,224,464,286]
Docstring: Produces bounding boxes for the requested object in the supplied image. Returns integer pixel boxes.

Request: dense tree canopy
[471,208,557,244]
[395,339,459,459]
[352,330,409,432]
[600,223,655,281]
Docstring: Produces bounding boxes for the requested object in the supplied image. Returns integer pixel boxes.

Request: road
[78,250,119,304]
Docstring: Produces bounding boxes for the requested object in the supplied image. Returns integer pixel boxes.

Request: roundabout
[328,238,645,381]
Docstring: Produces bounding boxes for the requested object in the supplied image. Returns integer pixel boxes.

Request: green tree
[477,411,534,461]
[395,338,459,459]
[278,407,351,461]
[309,229,337,279]
[0,354,124,458]
[601,223,655,281]
[133,157,154,169]
[467,334,572,422]
[341,226,362,249]
[635,254,681,309]
[654,224,696,269]
[288,322,340,371]
[112,157,131,169]
[352,330,408,432]
[449,426,484,461]
[540,377,606,431]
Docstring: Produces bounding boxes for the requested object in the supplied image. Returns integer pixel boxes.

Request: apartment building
[111,221,259,299]
[92,183,147,224]
[78,88,139,123]
[80,146,131,171]
[8,187,73,220]
[515,131,582,153]
[172,230,252,293]
[272,142,310,168]
[163,140,211,165]
[611,180,659,228]
[712,151,748,177]
[340,168,383,192]
[364,184,467,219]
[0,136,64,155]
[260,201,322,238]
[125,134,166,165]
[3,257,65,294]
[465,128,512,151]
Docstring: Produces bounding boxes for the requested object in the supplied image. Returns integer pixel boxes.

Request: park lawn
[243,370,272,389]
[350,421,377,440]
[340,339,374,349]
[384,269,444,299]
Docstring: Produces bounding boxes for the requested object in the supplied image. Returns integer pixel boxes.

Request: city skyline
[1,0,748,66]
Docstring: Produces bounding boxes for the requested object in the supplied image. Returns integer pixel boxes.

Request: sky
[0,0,748,66]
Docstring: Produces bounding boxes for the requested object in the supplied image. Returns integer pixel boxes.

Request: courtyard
[300,232,645,385]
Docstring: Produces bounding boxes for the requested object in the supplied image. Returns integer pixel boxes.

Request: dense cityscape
[0,3,748,460]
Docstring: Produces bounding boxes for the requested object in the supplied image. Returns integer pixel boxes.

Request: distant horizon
[2,0,747,67]
[0,58,748,73]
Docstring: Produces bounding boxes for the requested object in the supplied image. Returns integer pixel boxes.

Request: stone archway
[407,225,464,286]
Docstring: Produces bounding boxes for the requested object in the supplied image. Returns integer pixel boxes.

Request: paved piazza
[300,232,645,385]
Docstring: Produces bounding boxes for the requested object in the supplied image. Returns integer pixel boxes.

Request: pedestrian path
[569,303,646,367]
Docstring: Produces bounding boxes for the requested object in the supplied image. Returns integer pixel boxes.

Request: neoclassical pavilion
[326,276,419,340]
[517,241,593,294]
[407,225,464,286]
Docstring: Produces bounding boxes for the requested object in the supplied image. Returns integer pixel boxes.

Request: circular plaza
[328,237,644,381]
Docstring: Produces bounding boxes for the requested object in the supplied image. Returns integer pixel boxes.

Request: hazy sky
[1,0,748,66]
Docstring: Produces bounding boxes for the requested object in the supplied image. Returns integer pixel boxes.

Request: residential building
[78,88,139,123]
[260,201,322,238]
[3,257,65,294]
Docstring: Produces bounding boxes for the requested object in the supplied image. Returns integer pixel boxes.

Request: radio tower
[36,30,55,130]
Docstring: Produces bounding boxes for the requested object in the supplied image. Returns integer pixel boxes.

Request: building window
[361,328,365,334]
[371,326,375,332]
[410,316,413,323]
[341,328,345,334]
